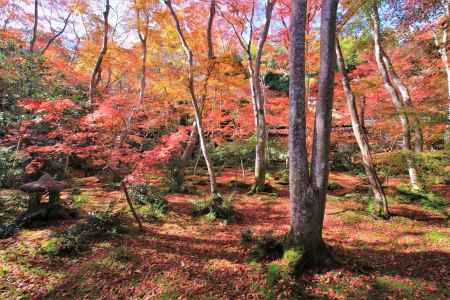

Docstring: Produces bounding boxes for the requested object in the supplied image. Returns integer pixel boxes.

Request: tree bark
[434,0,450,143]
[380,50,424,152]
[370,2,420,190]
[336,38,389,217]
[164,0,218,196]
[289,0,339,266]
[30,0,39,52]
[88,0,110,110]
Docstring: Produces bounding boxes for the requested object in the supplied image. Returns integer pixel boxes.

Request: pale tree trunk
[165,0,218,196]
[30,0,38,52]
[336,39,389,217]
[380,50,424,151]
[181,0,216,169]
[289,0,339,266]
[434,0,450,143]
[370,3,420,190]
[221,1,275,192]
[88,0,110,110]
[251,1,275,192]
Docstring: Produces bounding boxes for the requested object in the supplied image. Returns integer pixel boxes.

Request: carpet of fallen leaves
[0,168,449,299]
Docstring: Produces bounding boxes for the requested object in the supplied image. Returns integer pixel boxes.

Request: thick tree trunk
[165,0,218,196]
[336,39,389,217]
[434,0,450,142]
[88,0,110,109]
[370,3,420,190]
[289,0,339,266]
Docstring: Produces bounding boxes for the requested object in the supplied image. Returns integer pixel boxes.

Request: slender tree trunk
[380,52,424,151]
[370,3,420,190]
[40,11,72,55]
[181,121,199,166]
[336,39,389,217]
[88,0,110,110]
[165,0,218,196]
[139,38,148,105]
[251,1,275,192]
[181,0,216,170]
[30,0,38,52]
[289,0,339,266]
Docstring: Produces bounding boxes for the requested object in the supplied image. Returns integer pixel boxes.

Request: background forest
[0,0,449,299]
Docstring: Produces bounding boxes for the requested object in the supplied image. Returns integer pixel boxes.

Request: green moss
[425,231,450,244]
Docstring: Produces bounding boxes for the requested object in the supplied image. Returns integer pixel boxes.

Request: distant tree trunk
[30,0,39,52]
[370,2,420,190]
[88,0,110,110]
[336,39,389,217]
[380,50,424,152]
[359,96,366,131]
[221,1,275,192]
[165,0,218,196]
[180,0,216,170]
[289,0,339,266]
[434,0,450,143]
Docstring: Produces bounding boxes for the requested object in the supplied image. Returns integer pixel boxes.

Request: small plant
[249,232,284,261]
[110,246,138,263]
[192,193,239,223]
[240,227,254,245]
[40,210,124,256]
[396,185,448,216]
[128,183,168,222]
[73,193,90,208]
[328,181,344,191]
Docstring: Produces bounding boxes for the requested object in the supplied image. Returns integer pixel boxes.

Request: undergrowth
[192,193,239,223]
[40,209,124,256]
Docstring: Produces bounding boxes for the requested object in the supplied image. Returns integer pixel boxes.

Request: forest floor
[0,168,449,299]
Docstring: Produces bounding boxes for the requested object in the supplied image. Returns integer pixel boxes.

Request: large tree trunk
[165,0,218,196]
[88,0,110,110]
[434,0,450,143]
[370,3,420,190]
[336,39,389,217]
[289,0,339,266]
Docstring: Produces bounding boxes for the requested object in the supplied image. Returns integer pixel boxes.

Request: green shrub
[192,193,238,223]
[240,227,254,245]
[330,144,363,173]
[164,156,185,193]
[396,185,448,216]
[328,181,344,191]
[41,210,124,256]
[0,147,27,188]
[249,232,284,261]
[128,184,168,210]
